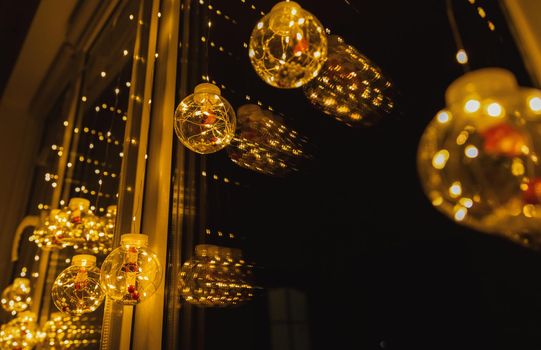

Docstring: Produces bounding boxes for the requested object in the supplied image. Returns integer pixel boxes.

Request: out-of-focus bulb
[0,278,32,314]
[418,68,541,247]
[249,1,327,88]
[100,234,162,305]
[0,311,42,349]
[174,83,236,154]
[51,254,104,315]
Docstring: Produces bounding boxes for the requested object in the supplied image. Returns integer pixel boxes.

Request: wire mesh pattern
[249,1,327,88]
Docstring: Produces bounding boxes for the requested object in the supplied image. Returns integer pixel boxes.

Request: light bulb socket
[13,278,30,287]
[49,209,62,219]
[194,83,221,96]
[121,233,149,247]
[71,254,96,267]
[271,1,300,12]
[68,197,90,210]
[445,68,518,106]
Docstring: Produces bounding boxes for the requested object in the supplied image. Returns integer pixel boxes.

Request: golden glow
[437,110,451,124]
[454,207,467,221]
[449,181,462,198]
[249,1,327,88]
[432,150,449,169]
[459,198,473,208]
[456,49,468,64]
[464,145,479,158]
[174,83,236,154]
[486,102,503,117]
[512,159,525,176]
[529,96,541,112]
[464,99,480,113]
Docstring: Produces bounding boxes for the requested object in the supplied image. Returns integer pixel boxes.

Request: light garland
[0,278,32,315]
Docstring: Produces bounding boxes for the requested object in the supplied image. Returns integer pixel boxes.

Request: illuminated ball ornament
[174,83,236,154]
[417,68,541,246]
[0,311,42,350]
[100,234,162,305]
[303,35,395,127]
[59,198,99,246]
[51,254,105,315]
[29,210,65,250]
[1,278,32,315]
[249,1,327,88]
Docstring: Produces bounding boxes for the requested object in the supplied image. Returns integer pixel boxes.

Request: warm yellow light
[464,99,480,113]
[100,71,106,78]
[460,197,473,208]
[486,102,503,117]
[464,145,479,158]
[454,207,467,221]
[437,110,451,124]
[511,159,525,176]
[123,50,128,56]
[529,96,541,112]
[449,181,462,198]
[477,7,486,18]
[432,150,449,169]
[456,49,468,64]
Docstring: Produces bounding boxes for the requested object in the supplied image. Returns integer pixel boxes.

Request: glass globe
[249,1,327,88]
[100,234,162,305]
[174,83,236,154]
[51,255,105,315]
[59,198,99,246]
[29,210,65,251]
[418,68,541,247]
[1,278,32,315]
[227,104,309,176]
[0,311,42,350]
[178,244,254,307]
[303,35,395,127]
[75,205,114,255]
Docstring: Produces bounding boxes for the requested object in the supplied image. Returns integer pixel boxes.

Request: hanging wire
[446,0,471,72]
[204,0,212,81]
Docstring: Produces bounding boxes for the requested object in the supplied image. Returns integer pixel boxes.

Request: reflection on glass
[40,312,100,349]
[417,68,541,247]
[178,244,255,307]
[227,104,310,176]
[303,35,395,127]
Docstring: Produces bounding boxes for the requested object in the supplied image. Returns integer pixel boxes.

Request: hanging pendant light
[417,68,541,247]
[249,1,327,88]
[174,83,236,154]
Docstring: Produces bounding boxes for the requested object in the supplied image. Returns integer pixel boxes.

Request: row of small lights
[205,227,236,239]
[201,170,241,186]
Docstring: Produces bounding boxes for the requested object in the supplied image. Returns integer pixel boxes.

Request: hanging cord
[343,0,361,16]
[204,0,212,81]
[94,77,122,212]
[446,0,471,72]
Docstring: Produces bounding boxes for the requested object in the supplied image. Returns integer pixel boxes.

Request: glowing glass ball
[29,210,65,251]
[0,311,42,350]
[417,68,541,247]
[59,198,99,246]
[1,278,32,315]
[227,104,310,176]
[100,234,162,305]
[303,35,395,127]
[249,1,327,88]
[174,83,236,154]
[178,244,254,307]
[51,255,104,315]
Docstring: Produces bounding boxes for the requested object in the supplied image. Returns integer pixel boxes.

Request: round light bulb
[51,254,104,315]
[174,83,236,154]
[0,278,32,314]
[249,1,327,88]
[418,68,541,247]
[100,234,162,305]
